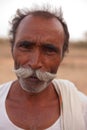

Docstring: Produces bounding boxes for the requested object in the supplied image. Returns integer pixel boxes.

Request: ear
[11,46,15,60]
[11,47,14,57]
[61,51,64,62]
[59,57,63,66]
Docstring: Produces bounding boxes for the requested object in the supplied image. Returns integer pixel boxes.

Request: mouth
[28,75,41,82]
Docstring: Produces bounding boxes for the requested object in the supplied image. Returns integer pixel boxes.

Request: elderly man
[0,6,87,130]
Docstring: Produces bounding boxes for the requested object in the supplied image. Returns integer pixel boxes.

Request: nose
[28,50,43,70]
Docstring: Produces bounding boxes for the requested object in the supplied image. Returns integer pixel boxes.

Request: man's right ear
[11,47,14,59]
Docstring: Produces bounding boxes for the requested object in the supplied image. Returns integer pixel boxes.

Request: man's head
[9,7,69,57]
[9,6,69,93]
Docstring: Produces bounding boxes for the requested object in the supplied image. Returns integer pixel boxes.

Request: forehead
[15,14,64,44]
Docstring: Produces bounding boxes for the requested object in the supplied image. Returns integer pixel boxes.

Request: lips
[28,75,40,82]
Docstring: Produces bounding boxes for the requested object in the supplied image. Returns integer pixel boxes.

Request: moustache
[13,67,56,82]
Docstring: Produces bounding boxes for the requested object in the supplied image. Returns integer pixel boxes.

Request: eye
[17,41,34,51]
[42,44,60,55]
[45,47,55,53]
[19,41,32,48]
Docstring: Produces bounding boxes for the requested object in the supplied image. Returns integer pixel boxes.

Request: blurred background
[0,0,87,94]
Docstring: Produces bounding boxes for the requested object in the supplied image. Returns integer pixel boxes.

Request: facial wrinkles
[13,16,64,93]
[15,15,65,46]
[13,67,57,93]
[15,31,60,47]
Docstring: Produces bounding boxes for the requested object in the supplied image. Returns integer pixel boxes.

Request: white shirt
[0,80,87,130]
[0,81,60,130]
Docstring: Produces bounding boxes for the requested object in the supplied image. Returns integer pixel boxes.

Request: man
[0,6,87,130]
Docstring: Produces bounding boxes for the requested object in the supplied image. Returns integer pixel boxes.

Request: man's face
[12,15,65,93]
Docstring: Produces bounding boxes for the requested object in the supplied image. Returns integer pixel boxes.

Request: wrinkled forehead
[17,14,64,34]
[15,14,65,46]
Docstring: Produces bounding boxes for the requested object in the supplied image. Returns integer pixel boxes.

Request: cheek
[52,60,61,73]
[12,49,28,68]
[45,56,62,73]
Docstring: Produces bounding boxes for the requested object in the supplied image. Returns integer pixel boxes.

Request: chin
[19,78,50,94]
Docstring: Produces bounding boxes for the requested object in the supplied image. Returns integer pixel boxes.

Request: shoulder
[0,81,13,95]
[78,91,87,103]
[53,78,87,100]
[53,79,87,127]
[53,78,87,126]
[78,91,87,109]
[78,91,87,126]
[52,78,77,93]
[0,81,13,88]
[52,78,87,110]
[53,78,76,87]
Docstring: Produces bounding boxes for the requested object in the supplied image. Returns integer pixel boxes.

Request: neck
[15,80,58,106]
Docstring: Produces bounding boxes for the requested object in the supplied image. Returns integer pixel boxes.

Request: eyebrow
[16,40,35,46]
[42,43,60,53]
[17,40,60,53]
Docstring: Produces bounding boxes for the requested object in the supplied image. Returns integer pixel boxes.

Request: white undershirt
[0,81,61,130]
[0,80,87,130]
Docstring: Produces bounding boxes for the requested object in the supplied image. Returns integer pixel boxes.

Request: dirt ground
[0,42,87,95]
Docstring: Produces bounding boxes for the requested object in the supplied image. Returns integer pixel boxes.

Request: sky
[0,0,87,40]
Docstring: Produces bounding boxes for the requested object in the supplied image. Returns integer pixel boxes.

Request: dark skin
[6,15,64,129]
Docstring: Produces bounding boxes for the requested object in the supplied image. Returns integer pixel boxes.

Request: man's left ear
[61,52,64,62]
[11,47,14,59]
